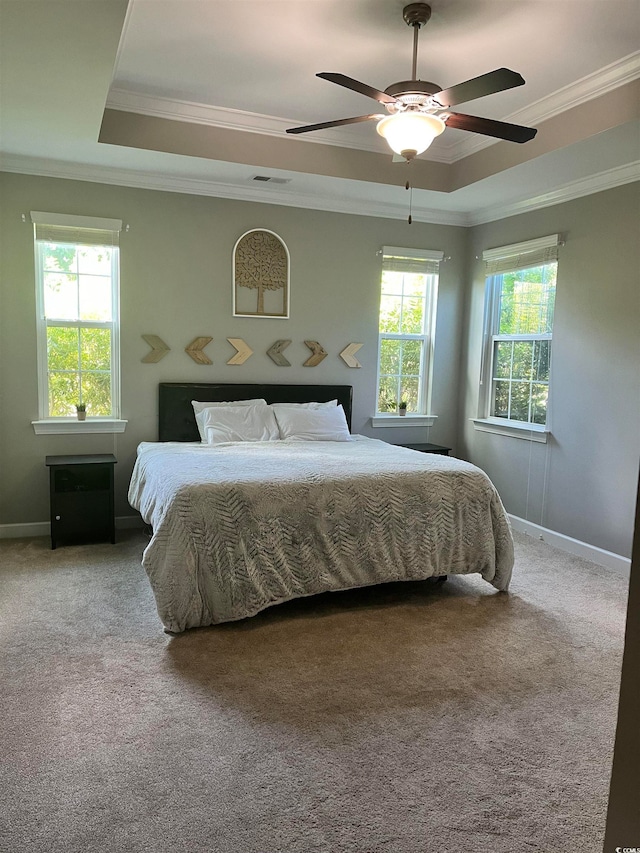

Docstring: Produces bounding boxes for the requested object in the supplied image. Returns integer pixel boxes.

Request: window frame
[476,234,561,439]
[31,212,125,431]
[374,246,442,419]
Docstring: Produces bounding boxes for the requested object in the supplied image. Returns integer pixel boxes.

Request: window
[479,235,560,430]
[376,246,442,415]
[32,212,122,421]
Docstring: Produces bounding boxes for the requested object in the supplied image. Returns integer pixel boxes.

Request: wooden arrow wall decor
[303,340,328,367]
[339,343,363,368]
[267,340,292,366]
[141,337,360,367]
[185,336,213,364]
[226,338,253,365]
[141,334,170,363]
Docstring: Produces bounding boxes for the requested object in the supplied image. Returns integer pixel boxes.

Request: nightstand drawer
[53,465,111,494]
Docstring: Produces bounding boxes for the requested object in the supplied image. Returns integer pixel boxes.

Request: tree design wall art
[233,229,290,318]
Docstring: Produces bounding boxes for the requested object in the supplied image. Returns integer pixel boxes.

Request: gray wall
[1,172,638,559]
[0,172,467,526]
[460,183,640,558]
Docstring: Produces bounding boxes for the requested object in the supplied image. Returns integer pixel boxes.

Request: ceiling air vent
[251,175,291,184]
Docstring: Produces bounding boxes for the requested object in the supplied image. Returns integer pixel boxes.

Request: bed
[129,382,514,633]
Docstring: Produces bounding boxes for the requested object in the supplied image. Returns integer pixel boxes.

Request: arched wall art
[233,229,290,319]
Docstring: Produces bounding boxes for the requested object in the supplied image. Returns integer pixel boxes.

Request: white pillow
[273,404,351,442]
[201,404,280,444]
[192,399,267,441]
[269,399,338,410]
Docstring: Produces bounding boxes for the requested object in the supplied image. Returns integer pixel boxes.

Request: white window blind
[482,234,560,276]
[382,245,444,275]
[31,211,122,247]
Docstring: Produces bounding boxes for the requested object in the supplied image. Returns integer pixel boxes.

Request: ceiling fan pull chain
[405,180,413,224]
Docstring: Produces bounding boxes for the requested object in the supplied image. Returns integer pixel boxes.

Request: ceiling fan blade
[286,114,382,135]
[434,68,525,107]
[444,112,537,143]
[317,72,398,105]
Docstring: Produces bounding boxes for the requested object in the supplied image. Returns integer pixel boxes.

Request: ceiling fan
[286,2,537,161]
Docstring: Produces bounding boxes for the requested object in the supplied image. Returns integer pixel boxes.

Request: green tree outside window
[40,242,116,417]
[490,263,557,424]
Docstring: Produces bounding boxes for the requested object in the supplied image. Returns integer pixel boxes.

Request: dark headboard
[158,383,354,442]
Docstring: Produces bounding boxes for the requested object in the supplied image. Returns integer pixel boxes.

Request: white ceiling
[1,0,639,224]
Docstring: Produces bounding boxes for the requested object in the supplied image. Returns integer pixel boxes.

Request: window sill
[370,414,437,428]
[472,418,549,443]
[32,419,128,435]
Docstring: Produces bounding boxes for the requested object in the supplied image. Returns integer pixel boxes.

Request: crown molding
[107,89,295,135]
[2,155,637,228]
[104,89,451,165]
[0,154,468,225]
[107,52,640,167]
[440,50,640,161]
[467,161,640,226]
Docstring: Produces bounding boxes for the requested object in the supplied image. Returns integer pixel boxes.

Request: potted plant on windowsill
[398,400,408,417]
[76,403,86,421]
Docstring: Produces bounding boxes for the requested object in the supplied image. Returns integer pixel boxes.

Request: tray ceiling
[1,0,639,224]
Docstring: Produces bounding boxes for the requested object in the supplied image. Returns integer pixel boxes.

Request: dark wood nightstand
[398,443,451,456]
[45,454,117,549]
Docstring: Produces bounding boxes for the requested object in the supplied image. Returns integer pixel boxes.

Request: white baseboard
[509,514,631,578]
[0,515,144,540]
[0,521,50,539]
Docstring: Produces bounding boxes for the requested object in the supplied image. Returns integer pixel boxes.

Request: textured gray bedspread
[128,437,514,632]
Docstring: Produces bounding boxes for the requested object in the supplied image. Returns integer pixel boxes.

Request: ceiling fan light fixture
[376,111,445,158]
[287,4,536,149]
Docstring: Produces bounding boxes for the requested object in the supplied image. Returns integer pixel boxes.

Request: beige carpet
[0,530,628,853]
